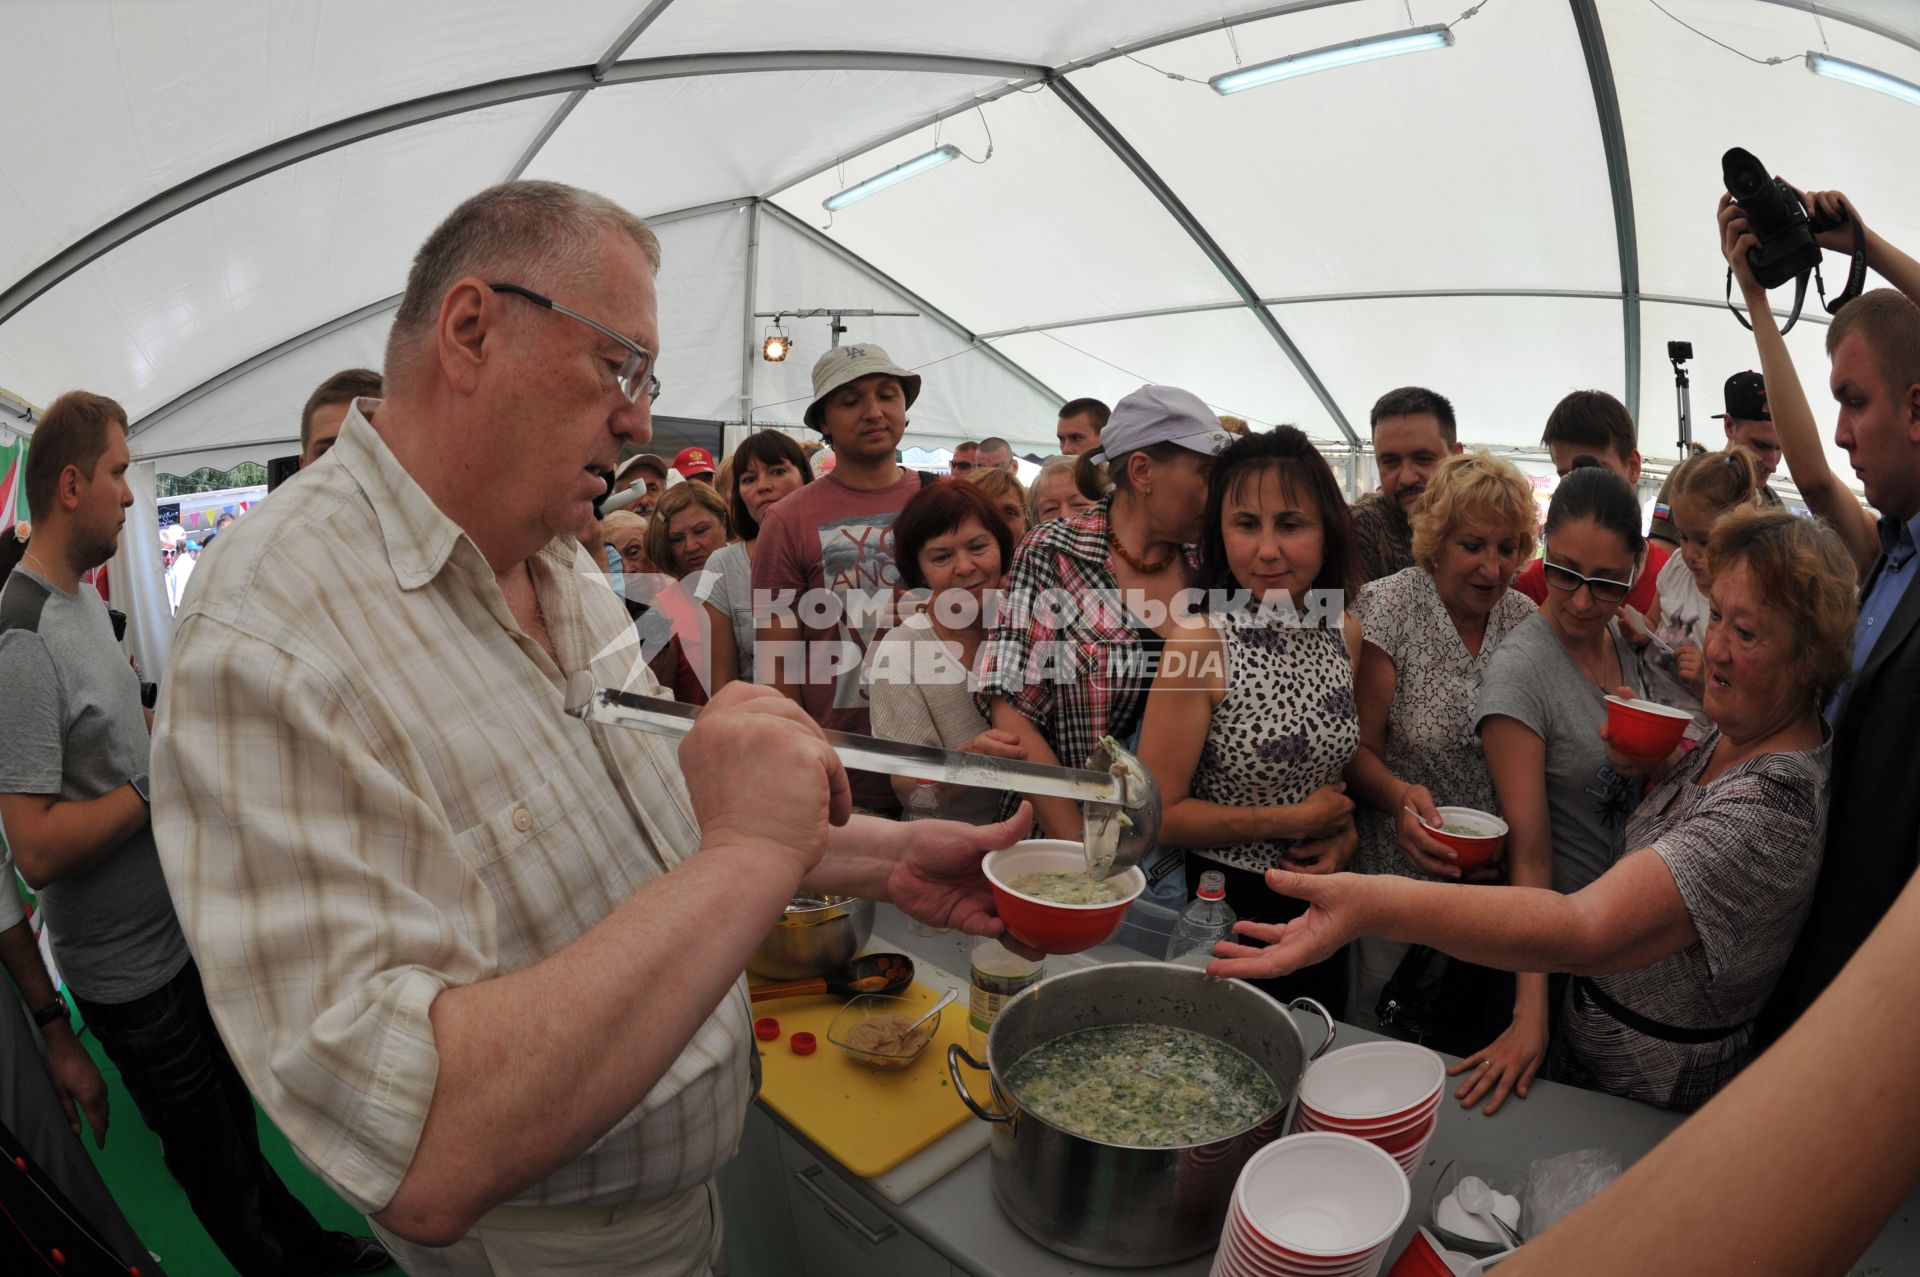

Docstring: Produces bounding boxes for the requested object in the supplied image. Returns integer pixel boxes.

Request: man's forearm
[2,787,148,889]
[802,814,909,901]
[0,918,58,1012]
[374,838,802,1247]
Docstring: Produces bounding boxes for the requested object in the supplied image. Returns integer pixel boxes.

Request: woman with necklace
[978,386,1230,869]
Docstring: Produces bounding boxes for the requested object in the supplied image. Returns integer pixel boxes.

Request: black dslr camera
[1720,147,1863,333]
[1722,147,1839,288]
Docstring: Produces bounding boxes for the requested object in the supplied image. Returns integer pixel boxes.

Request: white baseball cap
[1088,385,1234,464]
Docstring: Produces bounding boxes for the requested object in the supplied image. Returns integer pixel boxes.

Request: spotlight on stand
[762,324,791,362]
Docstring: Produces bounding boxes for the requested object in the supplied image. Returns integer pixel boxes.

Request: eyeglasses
[488,283,661,404]
[1541,558,1636,605]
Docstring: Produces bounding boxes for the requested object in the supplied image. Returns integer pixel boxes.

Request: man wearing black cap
[1650,371,1782,546]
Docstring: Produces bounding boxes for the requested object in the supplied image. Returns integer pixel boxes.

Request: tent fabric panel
[0,0,638,293]
[1069,0,1620,299]
[750,212,1058,450]
[1600,0,1920,303]
[0,98,554,422]
[624,0,1251,68]
[126,306,394,466]
[769,85,1241,335]
[524,69,1012,223]
[651,208,750,424]
[1273,294,1626,449]
[992,308,1344,442]
[1635,298,1850,479]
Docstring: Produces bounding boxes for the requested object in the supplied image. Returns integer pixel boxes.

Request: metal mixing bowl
[746,895,876,980]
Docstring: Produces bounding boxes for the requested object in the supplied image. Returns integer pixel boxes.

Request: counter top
[756,906,1920,1275]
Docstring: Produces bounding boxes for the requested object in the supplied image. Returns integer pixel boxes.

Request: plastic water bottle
[1164,870,1236,968]
[902,779,944,822]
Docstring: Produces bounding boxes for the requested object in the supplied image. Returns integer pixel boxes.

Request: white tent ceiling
[3,0,1917,480]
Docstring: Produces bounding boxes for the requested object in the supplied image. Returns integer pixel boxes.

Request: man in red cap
[672,446,716,485]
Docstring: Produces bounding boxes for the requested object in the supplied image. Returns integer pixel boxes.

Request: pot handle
[948,1044,1012,1123]
[1289,996,1337,1062]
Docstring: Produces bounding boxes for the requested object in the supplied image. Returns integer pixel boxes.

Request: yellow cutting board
[750,973,978,1179]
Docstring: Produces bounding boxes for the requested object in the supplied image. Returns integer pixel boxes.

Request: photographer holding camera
[1719,179,1920,1051]
[1717,185,1920,572]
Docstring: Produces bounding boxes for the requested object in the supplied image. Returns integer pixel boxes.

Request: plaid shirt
[151,403,752,1219]
[977,494,1200,777]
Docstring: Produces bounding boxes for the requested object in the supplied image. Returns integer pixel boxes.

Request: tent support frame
[1569,0,1641,425]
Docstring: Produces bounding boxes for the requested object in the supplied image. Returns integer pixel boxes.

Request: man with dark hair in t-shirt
[0,390,387,1275]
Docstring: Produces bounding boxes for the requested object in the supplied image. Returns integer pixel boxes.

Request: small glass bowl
[1428,1158,1527,1256]
[826,994,942,1070]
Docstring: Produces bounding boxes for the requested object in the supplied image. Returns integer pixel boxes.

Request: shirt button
[512,807,532,832]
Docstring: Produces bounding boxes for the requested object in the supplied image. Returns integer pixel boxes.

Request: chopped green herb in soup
[1009,871,1122,905]
[1006,1024,1279,1146]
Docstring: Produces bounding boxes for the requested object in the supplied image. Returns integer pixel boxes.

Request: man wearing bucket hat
[753,344,926,813]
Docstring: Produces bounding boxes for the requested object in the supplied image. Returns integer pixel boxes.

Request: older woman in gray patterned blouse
[1346,454,1539,1028]
[1212,507,1856,1112]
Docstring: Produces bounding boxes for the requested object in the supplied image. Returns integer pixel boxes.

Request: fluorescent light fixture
[1210,24,1453,95]
[823,145,962,211]
[1806,52,1920,109]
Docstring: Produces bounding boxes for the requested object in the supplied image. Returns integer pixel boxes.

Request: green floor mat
[70,1016,388,1276]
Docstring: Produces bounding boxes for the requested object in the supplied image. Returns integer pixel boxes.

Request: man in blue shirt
[1720,185,1920,1045]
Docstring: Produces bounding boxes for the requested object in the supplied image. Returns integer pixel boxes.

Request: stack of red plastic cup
[1210,1132,1412,1277]
[1290,1043,1445,1178]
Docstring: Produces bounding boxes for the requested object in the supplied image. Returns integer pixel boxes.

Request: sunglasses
[1541,558,1636,605]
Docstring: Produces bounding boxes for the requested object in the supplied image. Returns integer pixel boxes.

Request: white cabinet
[773,1126,956,1277]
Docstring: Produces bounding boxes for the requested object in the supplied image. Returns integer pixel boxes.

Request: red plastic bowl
[982,840,1145,955]
[1420,807,1507,872]
[1604,695,1691,762]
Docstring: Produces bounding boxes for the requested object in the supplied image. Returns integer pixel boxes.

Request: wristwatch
[32,993,68,1028]
[129,772,151,805]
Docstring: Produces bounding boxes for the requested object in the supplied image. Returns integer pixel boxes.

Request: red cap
[789,1031,817,1056]
[754,1017,782,1041]
[672,446,716,478]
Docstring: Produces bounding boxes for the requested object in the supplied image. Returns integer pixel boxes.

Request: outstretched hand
[1205,868,1364,981]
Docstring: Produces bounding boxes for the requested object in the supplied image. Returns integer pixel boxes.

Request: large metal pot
[948,963,1334,1267]
[745,896,875,980]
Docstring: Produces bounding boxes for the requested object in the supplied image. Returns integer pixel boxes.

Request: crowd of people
[0,175,1917,1275]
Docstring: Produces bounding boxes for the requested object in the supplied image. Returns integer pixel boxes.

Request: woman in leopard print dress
[1138,427,1362,1014]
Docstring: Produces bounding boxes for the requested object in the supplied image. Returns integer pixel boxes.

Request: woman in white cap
[751,344,927,814]
[977,385,1231,918]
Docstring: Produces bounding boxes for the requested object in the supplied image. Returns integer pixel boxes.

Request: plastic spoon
[901,988,959,1038]
[1456,1175,1525,1249]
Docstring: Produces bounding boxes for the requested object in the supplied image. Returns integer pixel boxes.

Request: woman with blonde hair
[1636,447,1761,736]
[1346,452,1540,1039]
[966,465,1028,549]
[640,482,730,704]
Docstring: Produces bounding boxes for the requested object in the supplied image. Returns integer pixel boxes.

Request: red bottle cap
[754,1017,781,1041]
[790,1031,817,1056]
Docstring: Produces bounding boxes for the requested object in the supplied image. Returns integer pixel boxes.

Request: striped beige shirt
[151,402,751,1217]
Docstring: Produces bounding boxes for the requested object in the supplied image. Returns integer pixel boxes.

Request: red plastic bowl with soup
[982,839,1145,954]
[1603,695,1691,762]
[1420,807,1507,873]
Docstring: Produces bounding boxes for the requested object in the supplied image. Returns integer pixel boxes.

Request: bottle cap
[789,1031,817,1056]
[1197,870,1226,901]
[754,1017,781,1041]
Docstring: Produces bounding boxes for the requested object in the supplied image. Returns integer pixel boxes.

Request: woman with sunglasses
[1446,461,1653,1114]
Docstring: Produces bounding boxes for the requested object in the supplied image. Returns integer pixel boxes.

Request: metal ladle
[563,674,1160,879]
